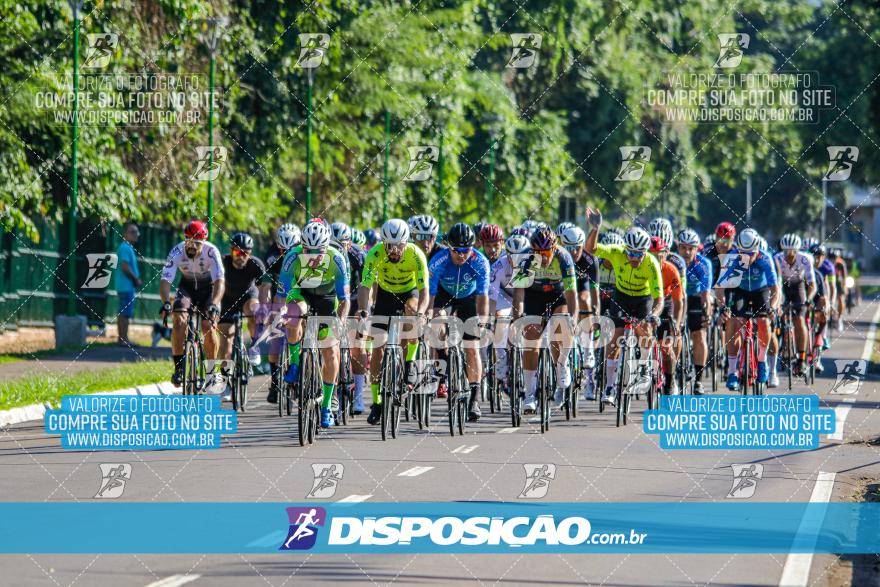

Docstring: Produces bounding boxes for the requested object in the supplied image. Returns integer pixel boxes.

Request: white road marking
[451,445,479,454]
[497,427,519,434]
[397,466,434,477]
[336,494,372,502]
[828,398,856,441]
[145,575,201,587]
[860,300,880,361]
[778,472,836,587]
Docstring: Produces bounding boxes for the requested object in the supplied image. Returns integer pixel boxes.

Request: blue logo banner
[0,502,877,554]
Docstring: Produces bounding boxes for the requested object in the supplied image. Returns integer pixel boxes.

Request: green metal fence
[0,220,271,332]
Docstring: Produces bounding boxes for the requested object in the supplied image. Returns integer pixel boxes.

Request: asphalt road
[2,299,878,587]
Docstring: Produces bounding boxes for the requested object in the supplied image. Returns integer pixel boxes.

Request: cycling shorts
[658,299,677,340]
[731,288,772,318]
[434,288,480,341]
[686,295,708,332]
[608,291,654,328]
[782,284,807,317]
[173,279,214,317]
[219,285,259,325]
[523,288,567,318]
[372,287,418,331]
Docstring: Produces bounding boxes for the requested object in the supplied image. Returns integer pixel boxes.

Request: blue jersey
[428,248,490,299]
[685,253,713,296]
[731,249,778,292]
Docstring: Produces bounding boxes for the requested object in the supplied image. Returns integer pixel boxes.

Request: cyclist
[357,219,430,426]
[584,209,663,405]
[277,222,350,428]
[409,215,444,261]
[217,233,269,389]
[596,232,624,321]
[676,228,714,395]
[264,223,300,404]
[772,233,816,382]
[473,221,487,250]
[511,226,579,414]
[489,234,532,394]
[331,221,368,414]
[159,220,225,390]
[649,237,684,395]
[811,244,836,368]
[722,228,780,391]
[352,228,367,248]
[364,228,380,252]
[428,223,491,421]
[559,224,599,398]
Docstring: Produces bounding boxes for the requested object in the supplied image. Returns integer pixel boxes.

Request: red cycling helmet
[479,224,505,243]
[715,222,736,240]
[309,217,329,226]
[649,236,667,253]
[184,220,208,241]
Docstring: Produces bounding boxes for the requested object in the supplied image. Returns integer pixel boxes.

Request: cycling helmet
[505,234,531,255]
[351,229,366,247]
[606,226,625,238]
[301,221,331,248]
[409,214,439,237]
[479,223,504,243]
[473,221,487,238]
[736,228,760,252]
[521,219,541,232]
[757,236,769,252]
[510,226,531,237]
[600,232,625,246]
[624,227,651,252]
[380,219,410,244]
[447,223,476,248]
[715,222,736,240]
[309,217,329,227]
[184,220,208,241]
[810,244,826,257]
[364,229,379,246]
[779,233,802,251]
[802,237,817,251]
[559,225,586,247]
[649,236,667,253]
[530,227,557,250]
[230,232,254,251]
[703,233,717,246]
[276,223,301,249]
[556,222,576,235]
[648,218,674,249]
[677,228,700,247]
[330,221,352,244]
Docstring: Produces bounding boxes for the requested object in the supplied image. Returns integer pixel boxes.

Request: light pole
[67,0,84,316]
[306,67,314,221]
[382,110,391,222]
[200,16,228,241]
[483,114,501,221]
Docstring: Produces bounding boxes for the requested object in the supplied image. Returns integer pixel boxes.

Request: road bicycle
[676,320,695,396]
[409,337,433,430]
[337,344,354,425]
[736,310,765,396]
[445,325,469,437]
[509,342,524,427]
[615,316,662,427]
[707,307,725,392]
[535,343,555,433]
[379,317,408,440]
[165,306,206,396]
[296,315,323,446]
[228,311,251,412]
[561,342,583,421]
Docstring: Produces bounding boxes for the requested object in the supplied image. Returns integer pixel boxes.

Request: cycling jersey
[574,253,600,292]
[685,253,713,296]
[817,258,835,280]
[428,248,490,299]
[593,243,662,298]
[666,252,687,294]
[661,259,684,301]
[489,254,515,311]
[517,246,577,293]
[279,245,349,301]
[222,255,266,303]
[716,249,777,292]
[161,241,224,288]
[596,257,616,291]
[361,242,429,293]
[773,251,815,287]
[264,242,287,296]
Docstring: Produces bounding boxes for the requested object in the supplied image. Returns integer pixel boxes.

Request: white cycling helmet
[409,214,439,237]
[624,227,651,252]
[276,223,301,249]
[779,233,801,251]
[677,228,700,247]
[556,221,576,235]
[301,221,331,248]
[559,225,586,247]
[600,232,624,245]
[736,228,761,252]
[381,218,410,244]
[330,221,352,244]
[649,218,674,249]
[758,236,769,252]
[505,234,531,255]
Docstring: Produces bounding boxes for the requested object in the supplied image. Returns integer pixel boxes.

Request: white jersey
[773,251,814,287]
[489,254,515,311]
[161,241,224,285]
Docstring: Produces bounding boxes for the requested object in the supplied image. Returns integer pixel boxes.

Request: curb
[0,381,178,428]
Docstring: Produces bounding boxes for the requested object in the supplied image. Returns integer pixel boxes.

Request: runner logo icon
[280,507,327,550]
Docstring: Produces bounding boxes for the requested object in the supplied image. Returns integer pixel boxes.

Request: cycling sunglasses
[717,238,733,245]
[231,248,251,257]
[453,247,472,255]
[304,247,327,255]
[184,238,205,245]
[534,248,554,257]
[414,233,434,241]
[625,249,645,258]
[385,243,406,252]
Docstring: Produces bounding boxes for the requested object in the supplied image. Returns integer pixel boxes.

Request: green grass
[0,359,171,411]
[0,339,155,363]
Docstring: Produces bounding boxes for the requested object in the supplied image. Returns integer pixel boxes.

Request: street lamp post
[201,17,227,241]
[382,110,391,222]
[66,0,85,315]
[306,67,314,221]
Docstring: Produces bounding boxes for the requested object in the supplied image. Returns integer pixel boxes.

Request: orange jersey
[661,260,684,301]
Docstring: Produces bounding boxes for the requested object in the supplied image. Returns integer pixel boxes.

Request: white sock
[524,370,537,397]
[768,355,777,376]
[606,359,619,388]
[728,356,739,375]
[556,360,571,388]
[757,344,768,362]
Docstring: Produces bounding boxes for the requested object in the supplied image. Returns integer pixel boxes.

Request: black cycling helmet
[472,221,487,239]
[810,243,826,257]
[447,222,476,248]
[231,232,254,251]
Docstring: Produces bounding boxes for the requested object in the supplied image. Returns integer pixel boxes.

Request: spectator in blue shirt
[116,222,141,346]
